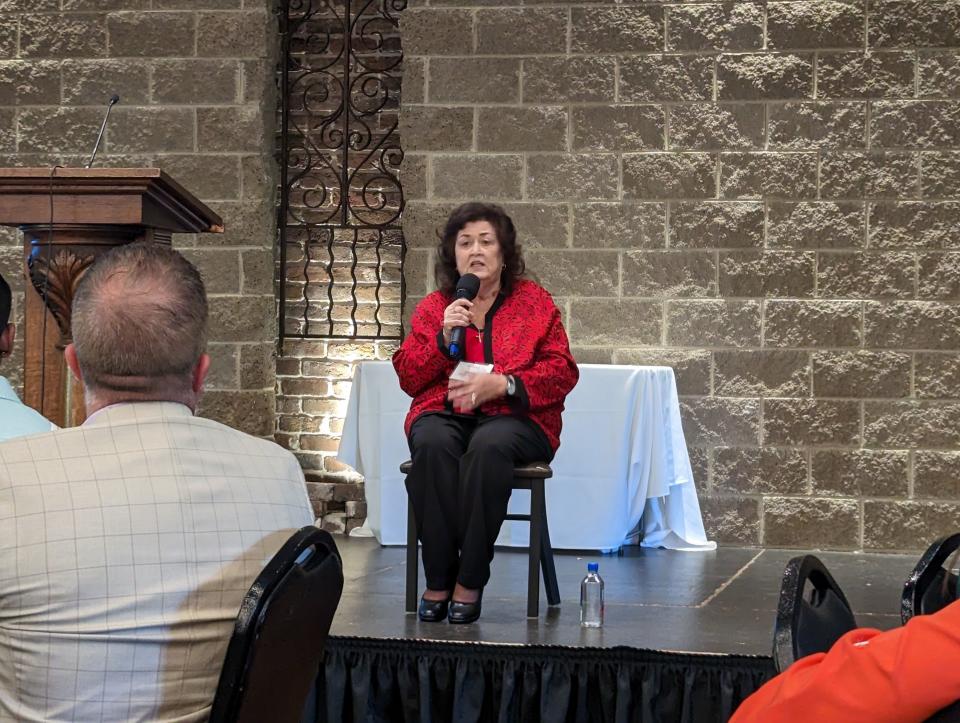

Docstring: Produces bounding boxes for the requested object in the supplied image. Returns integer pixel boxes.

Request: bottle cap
[587,562,599,572]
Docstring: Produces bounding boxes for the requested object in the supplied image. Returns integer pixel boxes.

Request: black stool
[400,460,561,618]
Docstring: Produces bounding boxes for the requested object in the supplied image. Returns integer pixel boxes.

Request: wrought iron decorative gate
[277,0,406,347]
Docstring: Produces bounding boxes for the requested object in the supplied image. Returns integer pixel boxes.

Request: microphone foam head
[109,94,120,104]
[455,273,481,300]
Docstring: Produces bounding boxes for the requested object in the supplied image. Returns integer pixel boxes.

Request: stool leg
[528,480,544,618]
[540,507,561,607]
[406,497,418,614]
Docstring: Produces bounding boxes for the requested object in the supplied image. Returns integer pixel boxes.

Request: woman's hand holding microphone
[442,298,507,411]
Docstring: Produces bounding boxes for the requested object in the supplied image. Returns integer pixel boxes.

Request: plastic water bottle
[580,562,604,628]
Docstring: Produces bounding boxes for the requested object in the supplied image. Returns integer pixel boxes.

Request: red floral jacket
[392,279,579,451]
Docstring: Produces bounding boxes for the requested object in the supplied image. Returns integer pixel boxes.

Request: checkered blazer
[0,402,315,722]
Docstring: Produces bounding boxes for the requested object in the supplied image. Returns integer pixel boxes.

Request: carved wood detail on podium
[27,248,95,349]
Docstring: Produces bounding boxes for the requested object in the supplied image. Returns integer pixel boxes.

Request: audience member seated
[731,598,960,722]
[0,243,315,721]
[0,272,56,440]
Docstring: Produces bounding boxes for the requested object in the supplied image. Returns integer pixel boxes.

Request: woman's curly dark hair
[435,202,525,296]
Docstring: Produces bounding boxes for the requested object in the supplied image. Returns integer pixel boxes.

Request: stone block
[818,51,915,99]
[209,296,275,343]
[20,13,106,57]
[812,449,908,498]
[0,22,15,58]
[159,154,241,201]
[321,511,346,534]
[402,201,452,249]
[432,155,522,200]
[669,202,764,249]
[401,9,473,56]
[679,397,760,446]
[864,401,960,448]
[62,59,149,105]
[401,58,424,104]
[478,107,566,152]
[869,0,960,49]
[714,350,810,398]
[0,61,60,106]
[241,249,274,295]
[523,57,616,104]
[623,153,716,200]
[400,106,473,152]
[567,299,662,346]
[573,203,666,249]
[107,12,194,57]
[915,353,960,399]
[813,350,911,398]
[198,390,274,437]
[153,59,240,104]
[179,248,240,294]
[765,399,860,446]
[197,107,263,153]
[919,51,960,98]
[572,105,664,152]
[572,6,663,53]
[623,250,716,298]
[666,300,761,347]
[108,108,194,153]
[399,153,426,201]
[429,58,519,103]
[717,53,814,100]
[864,501,960,552]
[152,0,239,7]
[915,451,960,499]
[764,498,859,549]
[524,250,619,297]
[764,300,862,348]
[718,251,815,297]
[919,253,960,299]
[713,447,808,495]
[921,152,960,197]
[667,3,763,52]
[720,152,817,199]
[240,343,275,390]
[700,495,761,545]
[402,249,431,296]
[17,108,104,154]
[204,343,239,390]
[869,202,960,249]
[818,252,915,298]
[197,11,269,58]
[668,103,764,151]
[527,154,619,201]
[571,347,613,365]
[864,300,960,350]
[478,8,566,54]
[205,198,274,247]
[820,152,918,199]
[871,101,960,149]
[496,203,569,249]
[768,102,867,149]
[767,1,865,49]
[619,55,713,102]
[613,349,712,395]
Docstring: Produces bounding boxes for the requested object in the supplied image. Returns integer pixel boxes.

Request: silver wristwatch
[505,374,516,397]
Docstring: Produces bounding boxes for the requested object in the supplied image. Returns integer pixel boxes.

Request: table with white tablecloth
[336,361,715,552]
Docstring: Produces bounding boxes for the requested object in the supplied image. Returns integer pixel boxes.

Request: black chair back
[209,525,344,723]
[902,533,960,624]
[773,555,857,673]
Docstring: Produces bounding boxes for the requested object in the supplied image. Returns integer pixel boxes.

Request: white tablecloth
[336,361,715,552]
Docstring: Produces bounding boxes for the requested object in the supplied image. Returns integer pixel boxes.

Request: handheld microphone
[447,273,481,357]
[85,94,120,168]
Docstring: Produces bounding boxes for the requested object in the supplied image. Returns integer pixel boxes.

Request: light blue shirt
[0,376,55,440]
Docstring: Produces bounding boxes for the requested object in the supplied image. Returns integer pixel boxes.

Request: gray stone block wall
[400,0,960,551]
[0,3,280,438]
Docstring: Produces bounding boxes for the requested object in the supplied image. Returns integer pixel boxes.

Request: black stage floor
[331,536,913,656]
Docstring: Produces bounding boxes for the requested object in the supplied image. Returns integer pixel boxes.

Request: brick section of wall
[0,4,280,438]
[400,1,960,552]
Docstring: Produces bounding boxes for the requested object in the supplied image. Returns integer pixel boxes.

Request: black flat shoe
[448,592,482,624]
[418,595,450,622]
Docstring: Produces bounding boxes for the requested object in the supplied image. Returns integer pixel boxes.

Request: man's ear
[64,343,83,382]
[0,323,13,355]
[192,353,211,395]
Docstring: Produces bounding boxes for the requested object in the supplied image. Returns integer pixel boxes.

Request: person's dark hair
[435,202,525,296]
[71,242,208,393]
[0,273,10,328]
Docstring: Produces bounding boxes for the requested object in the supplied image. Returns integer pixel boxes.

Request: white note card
[449,361,494,380]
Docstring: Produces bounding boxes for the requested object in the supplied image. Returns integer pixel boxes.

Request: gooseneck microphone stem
[85,94,120,169]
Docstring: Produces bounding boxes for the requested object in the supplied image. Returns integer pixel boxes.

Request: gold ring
[471,392,477,405]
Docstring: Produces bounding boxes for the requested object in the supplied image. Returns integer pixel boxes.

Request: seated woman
[392,202,579,624]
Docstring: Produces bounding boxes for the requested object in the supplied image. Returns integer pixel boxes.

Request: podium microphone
[85,94,120,168]
[447,273,481,357]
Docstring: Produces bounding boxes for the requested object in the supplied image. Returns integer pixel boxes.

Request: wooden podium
[0,168,223,427]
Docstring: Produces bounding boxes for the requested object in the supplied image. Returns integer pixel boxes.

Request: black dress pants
[406,413,554,591]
